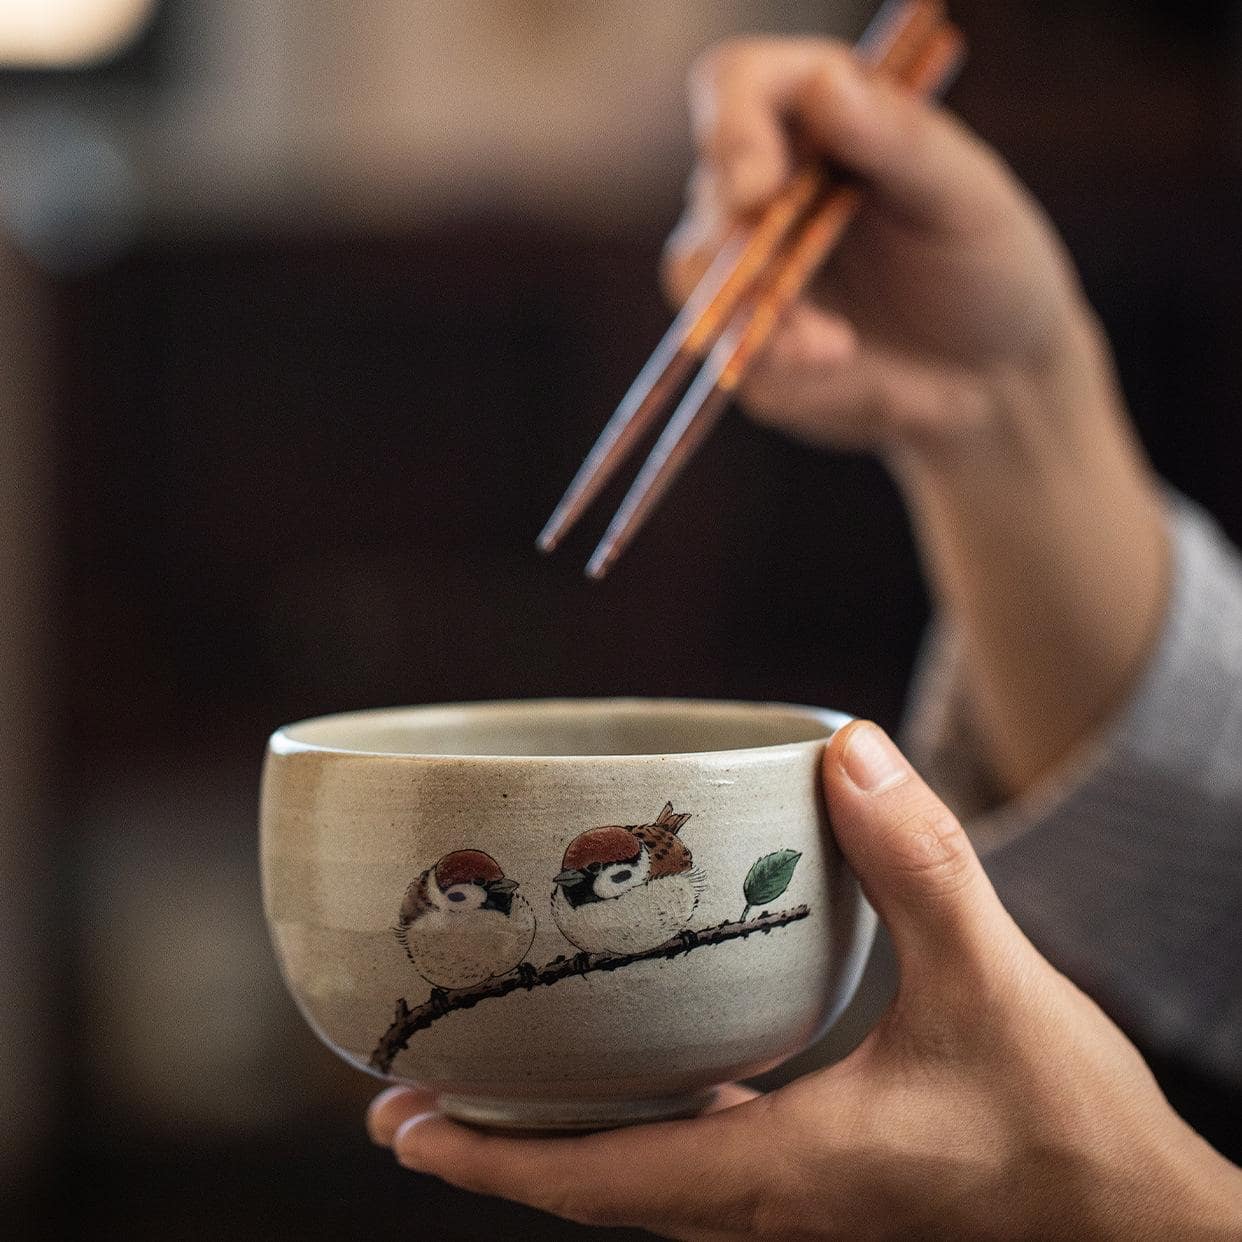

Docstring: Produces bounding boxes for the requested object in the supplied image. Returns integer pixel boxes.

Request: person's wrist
[1186,1144,1242,1236]
[1143,1140,1242,1241]
[1047,1125,1242,1242]
[878,298,1172,794]
[887,301,1125,497]
[884,297,1170,586]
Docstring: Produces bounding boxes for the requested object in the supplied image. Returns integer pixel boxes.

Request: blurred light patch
[0,0,155,68]
[0,108,142,273]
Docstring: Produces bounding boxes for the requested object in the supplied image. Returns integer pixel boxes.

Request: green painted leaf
[743,849,802,907]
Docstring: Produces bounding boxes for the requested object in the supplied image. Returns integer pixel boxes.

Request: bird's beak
[553,868,586,887]
[487,877,519,893]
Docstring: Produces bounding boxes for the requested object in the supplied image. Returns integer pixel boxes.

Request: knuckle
[817,40,855,75]
[660,237,716,305]
[889,802,973,894]
[887,88,932,158]
[657,250,687,303]
[803,43,857,100]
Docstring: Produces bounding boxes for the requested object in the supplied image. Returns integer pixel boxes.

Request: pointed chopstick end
[584,548,614,580]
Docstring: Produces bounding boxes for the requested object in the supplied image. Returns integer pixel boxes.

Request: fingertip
[661,223,716,306]
[366,1085,437,1147]
[835,720,911,795]
[822,720,912,860]
[824,722,1004,968]
[390,1114,580,1217]
[662,167,735,306]
[823,718,875,782]
[392,1110,460,1172]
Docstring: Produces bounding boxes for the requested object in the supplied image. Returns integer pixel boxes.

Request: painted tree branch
[368,904,810,1074]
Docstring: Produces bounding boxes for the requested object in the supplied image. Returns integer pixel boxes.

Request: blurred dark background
[2,1,1241,1238]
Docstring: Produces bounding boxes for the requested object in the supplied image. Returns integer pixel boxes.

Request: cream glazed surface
[262,698,877,1130]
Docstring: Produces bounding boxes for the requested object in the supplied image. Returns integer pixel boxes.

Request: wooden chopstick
[536,0,945,557]
[583,21,965,580]
[533,178,816,555]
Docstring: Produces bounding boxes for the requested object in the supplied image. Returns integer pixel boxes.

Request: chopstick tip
[584,550,613,581]
[535,519,564,554]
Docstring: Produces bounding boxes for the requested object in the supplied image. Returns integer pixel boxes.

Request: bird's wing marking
[399,870,436,925]
[637,825,694,878]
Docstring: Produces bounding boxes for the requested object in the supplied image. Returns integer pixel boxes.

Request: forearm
[892,309,1171,797]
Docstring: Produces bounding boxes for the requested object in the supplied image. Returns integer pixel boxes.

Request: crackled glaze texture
[260,698,876,1130]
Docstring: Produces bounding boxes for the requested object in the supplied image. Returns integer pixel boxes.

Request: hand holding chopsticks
[538,0,965,578]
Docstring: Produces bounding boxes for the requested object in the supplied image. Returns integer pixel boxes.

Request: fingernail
[841,722,908,793]
[392,1113,436,1168]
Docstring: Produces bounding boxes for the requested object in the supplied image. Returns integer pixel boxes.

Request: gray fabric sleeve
[902,496,1242,1089]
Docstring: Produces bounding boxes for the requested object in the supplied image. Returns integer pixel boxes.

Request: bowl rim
[268,696,854,763]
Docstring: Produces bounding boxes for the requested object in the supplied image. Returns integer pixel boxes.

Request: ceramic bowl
[260,698,876,1130]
